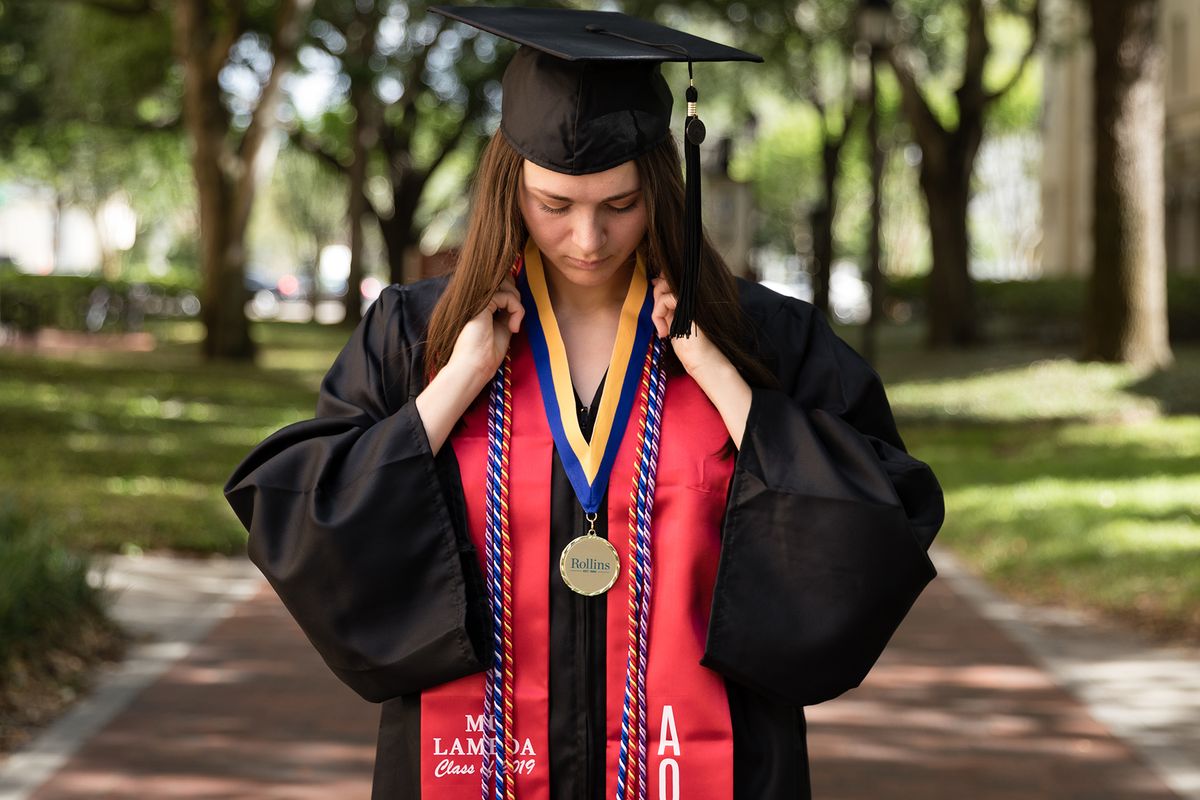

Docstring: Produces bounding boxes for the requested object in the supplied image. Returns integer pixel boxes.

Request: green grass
[0,319,348,555]
[852,324,1200,641]
[0,497,108,658]
[0,495,125,752]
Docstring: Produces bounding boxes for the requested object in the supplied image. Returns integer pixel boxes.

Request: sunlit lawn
[856,322,1200,641]
[0,319,346,554]
[1,316,1197,640]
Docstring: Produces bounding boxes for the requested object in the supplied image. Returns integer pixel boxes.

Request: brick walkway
[28,584,379,800]
[805,577,1180,799]
[16,562,1184,799]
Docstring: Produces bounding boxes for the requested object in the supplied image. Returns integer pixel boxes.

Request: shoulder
[734,276,820,326]
[732,276,884,416]
[733,276,826,372]
[349,274,451,402]
[364,273,453,351]
[376,273,452,328]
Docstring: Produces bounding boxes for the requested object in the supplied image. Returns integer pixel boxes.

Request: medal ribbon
[516,240,656,514]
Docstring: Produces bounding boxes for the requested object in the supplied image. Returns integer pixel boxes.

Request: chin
[548,255,626,285]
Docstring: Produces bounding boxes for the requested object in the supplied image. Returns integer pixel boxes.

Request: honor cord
[483,259,521,800]
[616,336,666,800]
[484,350,513,800]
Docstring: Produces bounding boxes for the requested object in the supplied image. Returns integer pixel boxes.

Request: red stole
[420,330,735,798]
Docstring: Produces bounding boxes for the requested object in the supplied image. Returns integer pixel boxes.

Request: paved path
[0,548,1195,799]
[25,583,378,799]
[805,550,1190,800]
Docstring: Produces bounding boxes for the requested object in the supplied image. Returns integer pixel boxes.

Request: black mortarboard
[429,5,762,338]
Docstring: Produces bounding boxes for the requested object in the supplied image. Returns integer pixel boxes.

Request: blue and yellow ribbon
[516,239,656,514]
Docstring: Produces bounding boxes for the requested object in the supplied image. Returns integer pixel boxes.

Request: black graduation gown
[223,274,944,799]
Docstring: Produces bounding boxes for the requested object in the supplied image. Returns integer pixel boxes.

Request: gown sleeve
[223,285,490,703]
[701,295,944,707]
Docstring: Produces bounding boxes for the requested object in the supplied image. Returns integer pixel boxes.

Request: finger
[502,289,523,316]
[490,288,521,316]
[651,300,672,338]
[508,303,525,333]
[497,278,521,308]
[490,289,525,333]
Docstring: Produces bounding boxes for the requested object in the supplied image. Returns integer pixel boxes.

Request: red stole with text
[420,329,735,799]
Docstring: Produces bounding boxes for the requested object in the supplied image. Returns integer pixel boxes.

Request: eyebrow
[529,187,641,203]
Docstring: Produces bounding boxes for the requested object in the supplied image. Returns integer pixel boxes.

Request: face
[518,159,648,294]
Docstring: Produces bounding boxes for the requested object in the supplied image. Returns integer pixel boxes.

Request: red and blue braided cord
[635,341,666,798]
[616,343,653,800]
[499,349,516,800]
[616,337,666,800]
[484,349,514,799]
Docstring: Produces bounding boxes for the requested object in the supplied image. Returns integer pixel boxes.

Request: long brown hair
[423,131,775,391]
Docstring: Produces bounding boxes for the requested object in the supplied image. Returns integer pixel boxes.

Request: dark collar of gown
[571,370,607,445]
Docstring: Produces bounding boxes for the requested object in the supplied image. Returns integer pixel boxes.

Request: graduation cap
[429,5,762,338]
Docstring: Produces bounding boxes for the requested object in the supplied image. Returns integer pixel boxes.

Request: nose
[571,211,606,256]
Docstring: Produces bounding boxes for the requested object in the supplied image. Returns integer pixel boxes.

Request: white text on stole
[432,714,537,778]
[657,705,682,800]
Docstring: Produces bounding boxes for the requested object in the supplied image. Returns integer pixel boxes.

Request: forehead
[521,159,640,200]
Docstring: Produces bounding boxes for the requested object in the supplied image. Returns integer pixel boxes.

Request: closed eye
[537,200,639,216]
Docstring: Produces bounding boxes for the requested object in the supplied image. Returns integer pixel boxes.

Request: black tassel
[672,80,704,339]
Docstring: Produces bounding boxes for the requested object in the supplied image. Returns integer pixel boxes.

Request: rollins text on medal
[569,556,612,573]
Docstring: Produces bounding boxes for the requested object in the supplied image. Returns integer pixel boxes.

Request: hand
[650,276,731,381]
[446,275,525,388]
[650,276,752,449]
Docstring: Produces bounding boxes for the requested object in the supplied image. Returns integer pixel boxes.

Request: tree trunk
[194,148,253,359]
[889,0,1040,349]
[382,168,427,285]
[811,138,840,316]
[173,0,252,360]
[1084,0,1172,369]
[52,191,65,272]
[173,0,310,361]
[920,156,979,348]
[342,6,382,326]
[897,123,985,348]
[309,234,323,311]
[917,112,984,348]
[344,83,372,326]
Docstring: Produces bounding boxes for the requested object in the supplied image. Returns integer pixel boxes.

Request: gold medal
[559,512,620,596]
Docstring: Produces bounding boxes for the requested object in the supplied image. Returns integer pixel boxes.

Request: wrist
[688,358,741,394]
[415,359,491,456]
[438,358,492,398]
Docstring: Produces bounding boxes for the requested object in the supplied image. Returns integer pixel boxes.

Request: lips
[567,256,608,269]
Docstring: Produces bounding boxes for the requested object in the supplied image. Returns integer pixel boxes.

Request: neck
[542,255,636,319]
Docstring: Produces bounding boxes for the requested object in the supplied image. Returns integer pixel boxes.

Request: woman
[224,7,944,800]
